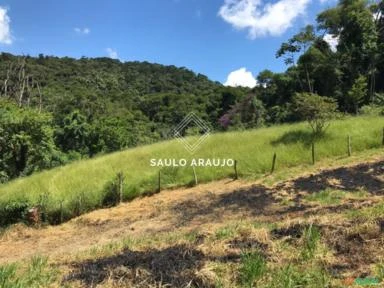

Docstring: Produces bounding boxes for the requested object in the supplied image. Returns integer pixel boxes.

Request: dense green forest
[0,0,383,183]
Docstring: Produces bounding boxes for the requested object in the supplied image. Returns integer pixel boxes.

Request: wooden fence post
[59,201,64,224]
[192,166,198,186]
[117,172,124,203]
[271,153,277,174]
[76,196,82,217]
[312,142,315,165]
[158,170,161,192]
[234,160,238,180]
[382,128,384,146]
[348,135,352,157]
[38,193,48,223]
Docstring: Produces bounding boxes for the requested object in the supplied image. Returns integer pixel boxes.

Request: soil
[0,156,383,286]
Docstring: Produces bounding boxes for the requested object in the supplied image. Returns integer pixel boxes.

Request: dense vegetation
[0,0,383,183]
[0,55,251,182]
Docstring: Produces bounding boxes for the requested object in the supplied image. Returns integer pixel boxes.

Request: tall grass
[0,256,57,288]
[304,189,347,205]
[0,115,382,225]
[301,224,321,261]
[239,251,267,287]
[266,264,330,288]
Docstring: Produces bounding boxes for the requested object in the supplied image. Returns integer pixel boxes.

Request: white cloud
[0,7,12,44]
[218,0,311,38]
[319,0,336,4]
[224,67,257,88]
[323,33,339,52]
[106,48,118,59]
[74,27,90,35]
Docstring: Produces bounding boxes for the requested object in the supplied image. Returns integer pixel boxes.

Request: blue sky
[0,0,336,87]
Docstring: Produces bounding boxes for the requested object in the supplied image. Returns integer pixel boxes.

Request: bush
[0,100,59,182]
[360,105,384,116]
[347,75,367,114]
[0,201,31,226]
[102,172,124,207]
[0,171,8,184]
[293,93,338,136]
[46,202,72,225]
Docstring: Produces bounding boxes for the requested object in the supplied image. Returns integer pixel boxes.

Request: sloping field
[0,153,383,287]
[0,116,383,225]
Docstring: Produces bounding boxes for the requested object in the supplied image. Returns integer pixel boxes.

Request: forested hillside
[0,55,252,182]
[0,0,383,183]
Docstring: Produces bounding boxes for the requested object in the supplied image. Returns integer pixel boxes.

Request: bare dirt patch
[278,160,384,195]
[271,223,309,240]
[227,237,268,252]
[323,222,384,278]
[64,244,207,288]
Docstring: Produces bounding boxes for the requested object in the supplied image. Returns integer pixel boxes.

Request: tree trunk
[305,64,313,93]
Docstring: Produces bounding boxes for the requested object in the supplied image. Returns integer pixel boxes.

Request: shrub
[347,75,367,114]
[0,201,31,226]
[360,105,384,116]
[102,172,124,207]
[293,93,338,137]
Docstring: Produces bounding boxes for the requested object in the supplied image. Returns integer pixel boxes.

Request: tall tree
[317,0,379,102]
[277,25,317,93]
[347,75,368,113]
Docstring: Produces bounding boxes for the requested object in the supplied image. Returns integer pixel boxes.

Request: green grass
[304,189,347,205]
[0,115,383,225]
[301,224,321,261]
[375,262,384,281]
[304,188,369,205]
[239,251,266,287]
[266,264,331,288]
[215,226,238,240]
[0,264,18,288]
[0,256,57,288]
[346,202,384,221]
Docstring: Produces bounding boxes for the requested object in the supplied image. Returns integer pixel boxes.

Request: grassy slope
[0,115,383,220]
[1,153,384,287]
